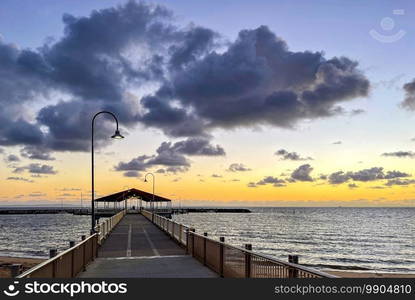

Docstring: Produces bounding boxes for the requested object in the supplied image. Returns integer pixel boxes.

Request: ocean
[0,207,413,273]
[0,213,91,258]
[173,207,415,273]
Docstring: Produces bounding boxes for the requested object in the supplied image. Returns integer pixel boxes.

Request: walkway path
[79,214,217,278]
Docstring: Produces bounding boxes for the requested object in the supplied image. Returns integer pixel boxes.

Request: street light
[144,173,155,215]
[91,111,124,233]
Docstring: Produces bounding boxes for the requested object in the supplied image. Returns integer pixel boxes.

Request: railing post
[288,255,299,278]
[82,235,86,271]
[203,232,208,266]
[69,241,75,277]
[179,224,182,243]
[245,244,252,278]
[185,229,189,254]
[49,249,57,258]
[172,222,175,240]
[91,235,95,261]
[49,249,57,278]
[191,228,195,257]
[219,237,225,277]
[9,264,22,278]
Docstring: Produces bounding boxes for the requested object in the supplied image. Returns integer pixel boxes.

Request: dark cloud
[257,176,286,187]
[328,171,349,184]
[275,149,312,161]
[167,166,189,173]
[6,176,33,183]
[27,163,57,174]
[123,171,140,177]
[384,179,415,186]
[156,138,225,157]
[114,155,151,171]
[328,167,410,184]
[115,137,224,174]
[291,164,313,182]
[332,141,342,145]
[401,79,415,110]
[143,26,369,136]
[5,154,20,162]
[348,183,358,189]
[382,151,415,158]
[211,174,222,178]
[0,1,369,155]
[21,146,55,160]
[12,163,58,175]
[227,163,251,172]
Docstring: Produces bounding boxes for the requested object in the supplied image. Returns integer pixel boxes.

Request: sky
[1,0,415,207]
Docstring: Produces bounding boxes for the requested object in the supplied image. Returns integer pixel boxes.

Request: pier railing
[141,210,337,278]
[94,209,126,244]
[17,210,127,278]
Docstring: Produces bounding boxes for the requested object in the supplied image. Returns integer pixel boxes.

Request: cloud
[5,154,20,162]
[384,179,415,186]
[291,164,314,182]
[6,176,33,183]
[123,171,140,177]
[12,163,58,174]
[0,1,369,156]
[257,176,286,187]
[142,26,369,137]
[28,192,46,197]
[21,146,55,160]
[328,171,349,184]
[275,149,312,161]
[401,78,415,110]
[211,174,222,178]
[247,182,257,188]
[348,183,358,189]
[115,137,224,174]
[350,109,365,116]
[382,151,415,158]
[332,141,342,145]
[114,155,151,171]
[227,163,251,172]
[328,167,410,184]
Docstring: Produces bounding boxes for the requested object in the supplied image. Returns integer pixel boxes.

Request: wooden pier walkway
[78,214,217,278]
[18,209,336,279]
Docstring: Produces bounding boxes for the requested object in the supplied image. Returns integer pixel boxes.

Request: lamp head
[144,178,148,183]
[111,129,124,139]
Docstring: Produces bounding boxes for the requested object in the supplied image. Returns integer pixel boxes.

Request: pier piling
[49,249,57,258]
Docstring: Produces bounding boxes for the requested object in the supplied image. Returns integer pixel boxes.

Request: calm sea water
[0,207,413,273]
[173,207,415,273]
[0,213,91,258]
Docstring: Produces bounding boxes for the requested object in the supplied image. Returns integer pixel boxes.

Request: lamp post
[144,173,155,214]
[91,111,124,233]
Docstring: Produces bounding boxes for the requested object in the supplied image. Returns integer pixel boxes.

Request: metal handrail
[141,209,337,278]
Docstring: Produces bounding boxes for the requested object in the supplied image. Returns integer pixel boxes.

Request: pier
[17,199,336,278]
